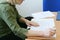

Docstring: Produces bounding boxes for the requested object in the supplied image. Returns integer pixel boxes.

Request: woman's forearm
[26,30,44,37]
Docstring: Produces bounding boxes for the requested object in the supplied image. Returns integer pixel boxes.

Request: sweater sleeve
[1,5,28,40]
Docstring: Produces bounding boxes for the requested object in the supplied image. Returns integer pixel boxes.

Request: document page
[32,11,55,19]
[30,18,55,31]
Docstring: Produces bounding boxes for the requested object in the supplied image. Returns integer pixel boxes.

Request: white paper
[28,11,56,37]
[30,18,55,31]
[28,18,56,37]
[32,11,55,19]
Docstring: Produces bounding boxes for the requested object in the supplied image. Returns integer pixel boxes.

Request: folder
[56,11,60,21]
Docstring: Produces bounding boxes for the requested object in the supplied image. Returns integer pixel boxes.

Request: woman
[0,0,55,40]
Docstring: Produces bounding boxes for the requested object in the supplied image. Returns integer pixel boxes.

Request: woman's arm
[19,17,39,27]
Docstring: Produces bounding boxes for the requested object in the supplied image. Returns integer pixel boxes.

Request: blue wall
[43,0,60,12]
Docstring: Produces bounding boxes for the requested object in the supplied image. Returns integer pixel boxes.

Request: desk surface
[56,21,60,40]
[26,12,60,40]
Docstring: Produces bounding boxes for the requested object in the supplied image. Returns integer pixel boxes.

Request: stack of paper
[31,19,55,31]
[31,18,56,37]
[32,11,55,19]
[28,11,56,38]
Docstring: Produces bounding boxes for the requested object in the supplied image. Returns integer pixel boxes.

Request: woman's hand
[19,17,39,27]
[44,28,56,37]
[40,28,56,38]
[49,28,56,37]
[26,30,45,37]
